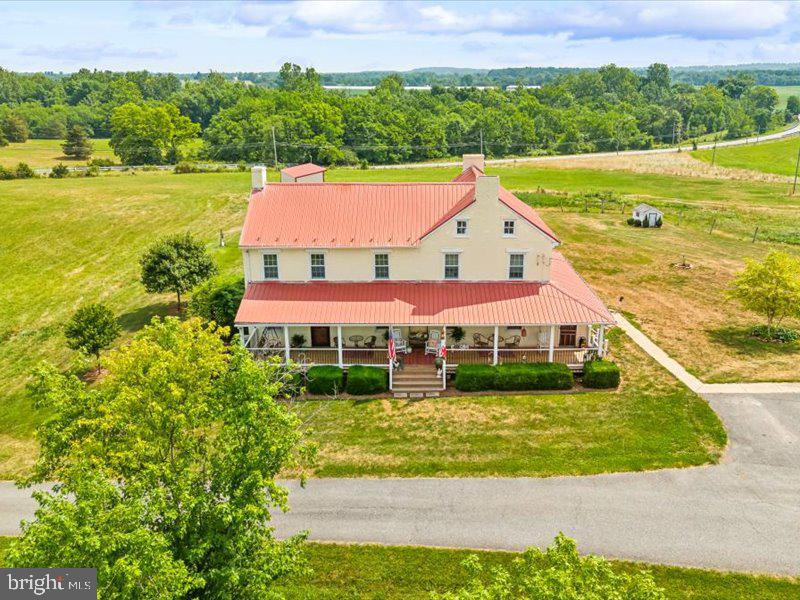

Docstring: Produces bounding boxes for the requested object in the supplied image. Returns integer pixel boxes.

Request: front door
[310,326,331,347]
[559,325,577,347]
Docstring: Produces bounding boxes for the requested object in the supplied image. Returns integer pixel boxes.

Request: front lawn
[274,542,800,600]
[293,329,726,478]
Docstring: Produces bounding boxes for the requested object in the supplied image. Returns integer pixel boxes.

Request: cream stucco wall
[242,177,555,283]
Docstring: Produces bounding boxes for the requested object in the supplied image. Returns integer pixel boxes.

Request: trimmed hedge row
[304,365,388,396]
[582,360,621,389]
[306,366,345,395]
[345,365,388,395]
[454,363,574,392]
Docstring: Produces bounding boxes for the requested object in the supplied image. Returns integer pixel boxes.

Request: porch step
[392,373,440,382]
[392,381,443,390]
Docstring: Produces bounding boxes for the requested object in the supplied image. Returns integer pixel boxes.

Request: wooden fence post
[752,227,759,243]
[709,218,717,234]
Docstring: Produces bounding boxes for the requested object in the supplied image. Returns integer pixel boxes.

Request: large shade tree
[13,317,313,599]
[140,233,217,310]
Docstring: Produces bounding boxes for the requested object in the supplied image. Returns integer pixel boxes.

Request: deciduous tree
[20,317,312,599]
[728,251,800,332]
[432,534,664,600]
[64,303,121,360]
[140,233,217,310]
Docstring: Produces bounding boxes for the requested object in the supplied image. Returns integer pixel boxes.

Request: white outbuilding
[632,203,663,226]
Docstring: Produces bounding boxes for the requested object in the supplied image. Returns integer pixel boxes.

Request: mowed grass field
[294,329,725,478]
[272,543,800,600]
[0,538,795,599]
[692,136,800,177]
[0,171,248,477]
[773,85,800,109]
[0,138,116,168]
[0,154,797,476]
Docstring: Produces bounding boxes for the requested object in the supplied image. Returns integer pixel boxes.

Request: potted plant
[450,326,465,345]
[290,334,307,348]
[435,356,444,377]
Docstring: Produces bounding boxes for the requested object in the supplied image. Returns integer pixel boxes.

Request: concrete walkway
[613,312,800,395]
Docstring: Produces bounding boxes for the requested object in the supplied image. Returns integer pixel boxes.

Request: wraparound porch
[238,323,607,370]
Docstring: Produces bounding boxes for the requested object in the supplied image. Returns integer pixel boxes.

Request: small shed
[280,163,327,183]
[632,203,663,226]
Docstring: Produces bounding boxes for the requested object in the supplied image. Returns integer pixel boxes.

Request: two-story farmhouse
[235,154,614,392]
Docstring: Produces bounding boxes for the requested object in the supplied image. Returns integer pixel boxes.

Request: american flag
[438,339,447,359]
[387,334,396,361]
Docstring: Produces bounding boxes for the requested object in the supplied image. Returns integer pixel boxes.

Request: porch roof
[236,252,614,326]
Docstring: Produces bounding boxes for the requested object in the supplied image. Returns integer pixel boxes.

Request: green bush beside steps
[304,365,388,396]
[454,361,621,392]
[455,363,574,392]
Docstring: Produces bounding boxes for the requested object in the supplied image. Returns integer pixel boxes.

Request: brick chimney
[462,153,485,172]
[251,165,267,192]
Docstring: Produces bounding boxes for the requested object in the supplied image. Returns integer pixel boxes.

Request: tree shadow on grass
[707,326,800,358]
[118,301,175,333]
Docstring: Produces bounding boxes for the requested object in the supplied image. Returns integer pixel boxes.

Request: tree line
[0,63,796,166]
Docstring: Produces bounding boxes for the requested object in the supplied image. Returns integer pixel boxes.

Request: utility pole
[711,139,717,166]
[479,129,484,155]
[793,142,800,196]
[271,126,278,171]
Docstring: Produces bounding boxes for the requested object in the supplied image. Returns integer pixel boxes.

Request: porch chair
[391,329,409,354]
[425,329,441,355]
[504,335,521,348]
[363,335,377,348]
[472,332,490,348]
[488,334,505,346]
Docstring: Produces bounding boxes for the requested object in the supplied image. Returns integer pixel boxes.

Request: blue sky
[2,1,800,72]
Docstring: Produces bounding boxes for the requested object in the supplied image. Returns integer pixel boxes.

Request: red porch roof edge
[281,162,327,178]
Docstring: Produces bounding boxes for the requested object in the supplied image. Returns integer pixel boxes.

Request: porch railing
[447,347,598,366]
[247,347,387,367]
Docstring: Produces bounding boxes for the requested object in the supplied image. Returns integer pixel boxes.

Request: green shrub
[655,216,663,228]
[174,162,199,174]
[306,365,344,395]
[641,218,650,228]
[50,163,69,178]
[14,162,35,179]
[582,360,621,389]
[188,276,245,336]
[626,217,636,225]
[633,219,642,227]
[749,325,799,343]
[454,364,496,391]
[494,363,573,391]
[345,365,387,395]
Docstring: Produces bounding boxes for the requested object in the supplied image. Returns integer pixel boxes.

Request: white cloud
[21,43,174,62]
[229,0,795,42]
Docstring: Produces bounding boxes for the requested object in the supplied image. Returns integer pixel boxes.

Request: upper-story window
[444,253,460,279]
[455,220,468,236]
[508,253,524,279]
[263,253,279,279]
[374,253,389,279]
[310,253,326,279]
[503,220,516,236]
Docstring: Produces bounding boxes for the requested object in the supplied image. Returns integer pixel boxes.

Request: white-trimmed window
[310,253,326,279]
[444,253,460,279]
[455,219,468,236]
[508,253,524,279]
[503,220,516,236]
[374,253,389,279]
[262,253,279,279]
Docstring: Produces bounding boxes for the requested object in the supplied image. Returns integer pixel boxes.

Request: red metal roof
[241,182,475,248]
[281,163,327,179]
[241,171,560,248]
[236,252,613,326]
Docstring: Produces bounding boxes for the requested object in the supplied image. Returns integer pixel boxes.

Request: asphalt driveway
[1,392,798,574]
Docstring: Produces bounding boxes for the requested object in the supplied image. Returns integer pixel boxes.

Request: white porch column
[337,325,343,367]
[597,324,606,358]
[283,325,290,363]
[492,325,499,365]
[548,325,556,362]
